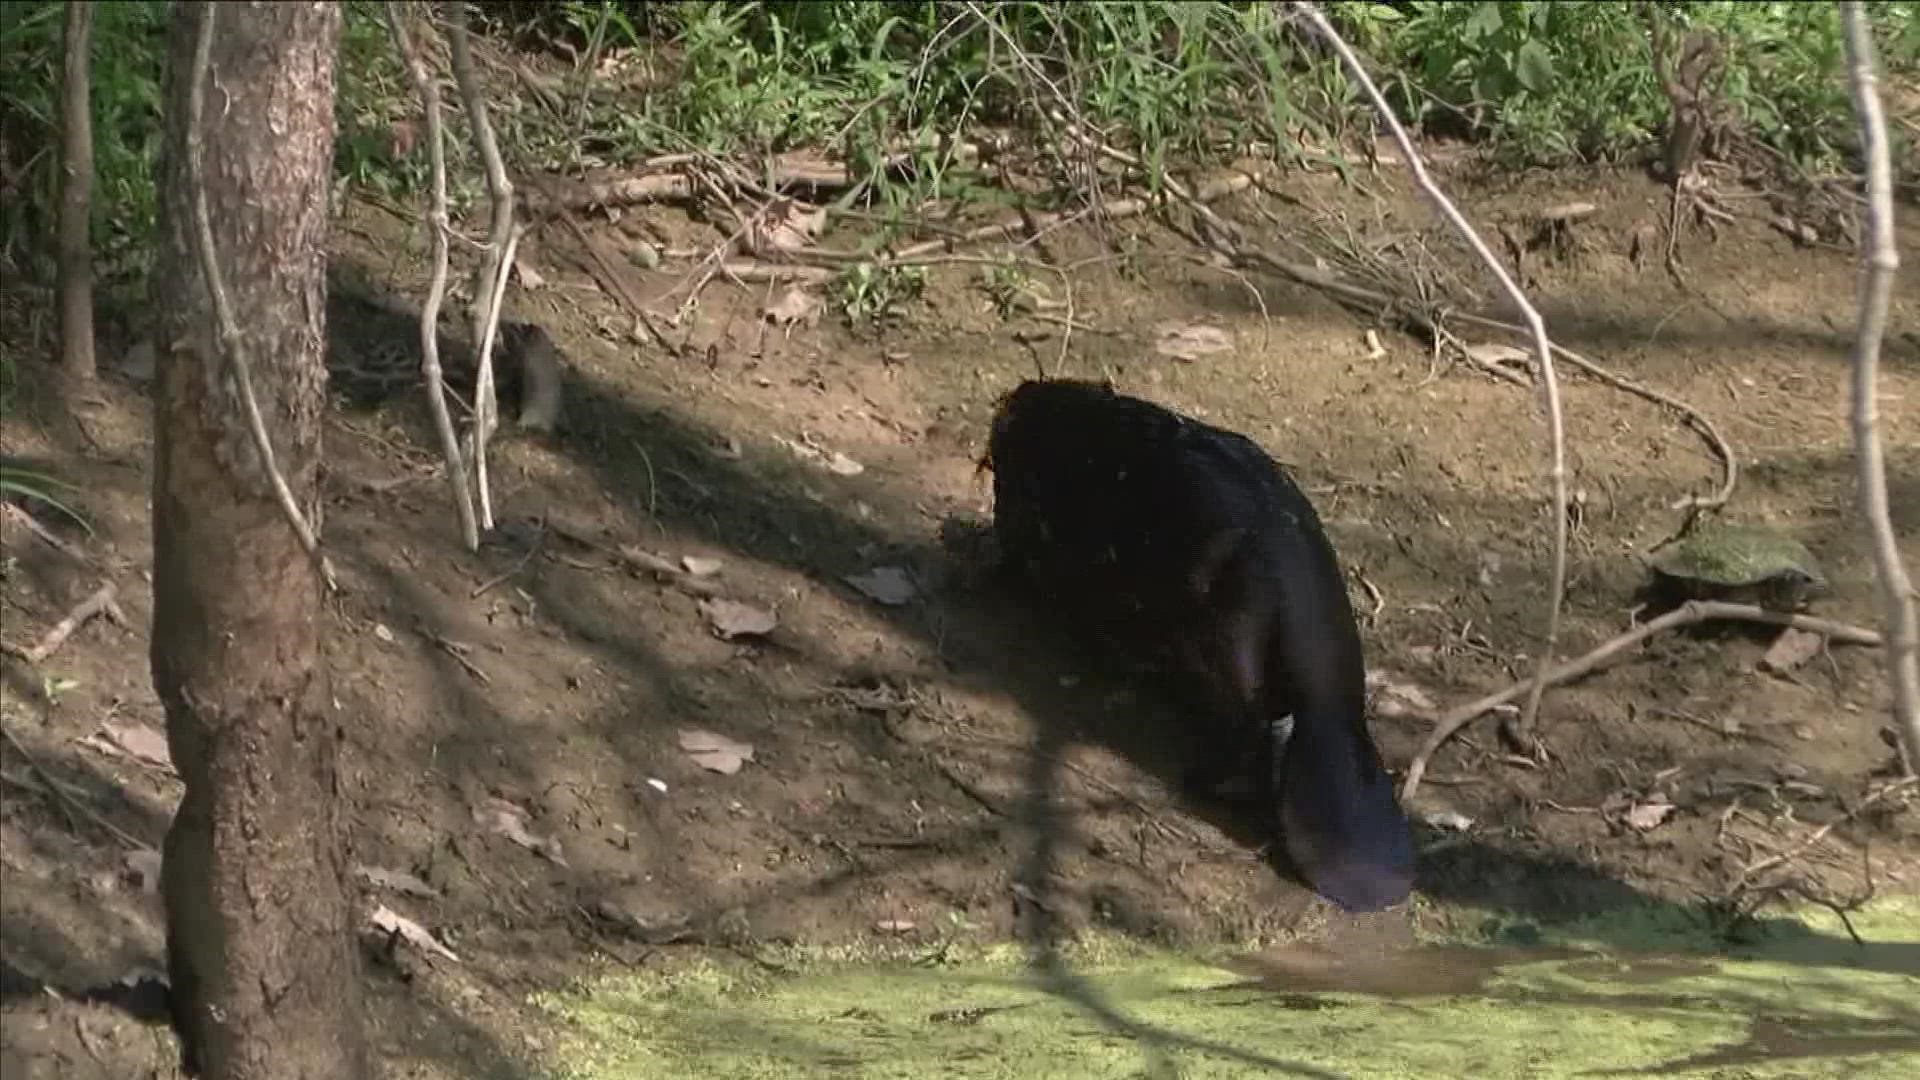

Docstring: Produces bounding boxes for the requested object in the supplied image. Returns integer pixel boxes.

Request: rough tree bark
[58,0,96,383]
[150,3,369,1077]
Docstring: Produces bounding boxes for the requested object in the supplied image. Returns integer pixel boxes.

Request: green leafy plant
[834,261,926,328]
[1335,0,1919,170]
[0,0,167,280]
[0,462,93,535]
[980,260,1041,320]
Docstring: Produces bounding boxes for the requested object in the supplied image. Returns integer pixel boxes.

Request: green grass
[532,896,1920,1080]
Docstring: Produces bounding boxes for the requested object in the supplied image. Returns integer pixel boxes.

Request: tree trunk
[150,3,368,1077]
[58,0,96,384]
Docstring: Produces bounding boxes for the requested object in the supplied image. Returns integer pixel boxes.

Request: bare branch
[184,3,334,591]
[1401,601,1887,802]
[1288,2,1569,754]
[442,1,515,532]
[1,721,151,850]
[384,1,478,551]
[1839,1,1919,776]
[0,581,119,665]
[468,222,524,530]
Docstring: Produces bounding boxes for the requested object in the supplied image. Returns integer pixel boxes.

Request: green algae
[534,897,1920,1079]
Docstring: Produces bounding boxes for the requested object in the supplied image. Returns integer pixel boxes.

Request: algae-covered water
[536,898,1920,1079]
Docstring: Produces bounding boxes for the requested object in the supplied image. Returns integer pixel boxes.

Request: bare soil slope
[3,156,1916,1076]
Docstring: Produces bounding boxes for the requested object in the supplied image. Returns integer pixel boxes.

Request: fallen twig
[471,520,544,598]
[1840,0,1919,777]
[426,631,490,685]
[530,145,967,213]
[1236,237,1736,508]
[1,582,118,665]
[1448,309,1738,510]
[1400,601,1885,801]
[0,721,152,850]
[1293,2,1569,756]
[1739,776,1916,879]
[547,200,680,352]
[0,502,91,562]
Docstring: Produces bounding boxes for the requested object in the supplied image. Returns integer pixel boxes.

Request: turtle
[1646,522,1828,611]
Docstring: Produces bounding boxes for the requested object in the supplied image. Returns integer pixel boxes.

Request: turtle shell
[1648,523,1827,609]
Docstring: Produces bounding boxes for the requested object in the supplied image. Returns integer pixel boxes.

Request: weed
[1339,0,1919,171]
[834,261,927,328]
[980,260,1041,319]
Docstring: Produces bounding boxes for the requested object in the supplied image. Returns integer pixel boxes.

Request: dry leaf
[753,198,827,253]
[1420,808,1475,832]
[1537,201,1598,223]
[874,918,916,934]
[1365,671,1437,720]
[373,623,396,644]
[619,545,682,577]
[1153,323,1234,361]
[681,555,724,577]
[472,797,568,866]
[1760,627,1823,674]
[772,433,861,475]
[763,286,822,328]
[1462,343,1530,368]
[1624,799,1676,832]
[513,257,546,290]
[845,566,916,607]
[699,597,778,640]
[88,720,174,771]
[368,903,461,962]
[678,728,755,775]
[355,864,441,899]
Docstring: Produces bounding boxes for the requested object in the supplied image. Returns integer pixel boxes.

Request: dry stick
[1035,121,1281,354]
[548,204,677,353]
[184,3,335,592]
[442,1,514,533]
[1840,1,1920,778]
[1292,2,1569,753]
[0,582,118,665]
[726,170,1259,278]
[1399,601,1885,801]
[1020,158,1731,511]
[1223,236,1735,507]
[1447,308,1737,510]
[0,503,90,563]
[1739,776,1917,879]
[385,2,478,552]
[0,722,151,851]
